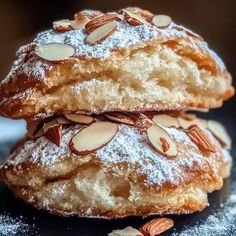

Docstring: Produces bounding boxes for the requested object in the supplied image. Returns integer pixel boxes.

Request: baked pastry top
[0,114,232,218]
[0,8,234,119]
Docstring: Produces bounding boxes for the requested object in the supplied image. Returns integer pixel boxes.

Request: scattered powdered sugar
[0,214,30,235]
[34,22,158,60]
[6,123,225,186]
[173,182,236,236]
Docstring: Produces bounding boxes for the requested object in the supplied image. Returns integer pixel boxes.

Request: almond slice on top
[187,125,216,153]
[45,125,62,147]
[152,114,179,128]
[139,218,174,236]
[207,120,231,149]
[122,7,154,22]
[53,19,72,32]
[64,114,95,124]
[152,14,172,28]
[86,21,117,44]
[147,124,177,157]
[70,20,84,30]
[85,13,119,33]
[35,43,75,62]
[123,10,146,26]
[70,122,118,155]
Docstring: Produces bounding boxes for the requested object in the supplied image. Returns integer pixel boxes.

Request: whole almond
[187,125,216,153]
[139,218,174,236]
[85,13,119,33]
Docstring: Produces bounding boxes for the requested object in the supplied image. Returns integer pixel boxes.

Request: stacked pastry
[0,7,234,218]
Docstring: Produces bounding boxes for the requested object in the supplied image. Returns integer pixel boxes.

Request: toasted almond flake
[152,14,172,28]
[187,125,216,153]
[86,21,117,44]
[45,125,62,146]
[108,226,143,236]
[64,114,95,124]
[85,13,119,33]
[123,10,146,26]
[52,19,72,32]
[207,120,231,149]
[69,122,118,155]
[195,118,208,130]
[139,218,174,236]
[147,124,177,157]
[35,43,75,62]
[152,114,179,128]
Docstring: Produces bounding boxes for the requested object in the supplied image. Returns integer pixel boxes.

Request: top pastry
[0,7,234,119]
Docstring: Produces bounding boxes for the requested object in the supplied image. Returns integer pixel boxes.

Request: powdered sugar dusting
[6,123,226,186]
[0,214,31,235]
[173,181,236,236]
[34,22,158,60]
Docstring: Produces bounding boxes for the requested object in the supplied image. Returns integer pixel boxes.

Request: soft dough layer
[0,122,232,218]
[0,9,234,119]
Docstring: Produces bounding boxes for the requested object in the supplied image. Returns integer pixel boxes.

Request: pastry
[0,113,232,218]
[0,8,234,119]
[0,7,233,219]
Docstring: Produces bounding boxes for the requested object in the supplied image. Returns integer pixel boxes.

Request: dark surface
[0,140,235,236]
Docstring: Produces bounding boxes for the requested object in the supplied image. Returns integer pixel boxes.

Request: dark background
[0,0,235,133]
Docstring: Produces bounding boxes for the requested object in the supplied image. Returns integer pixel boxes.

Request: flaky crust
[0,9,234,119]
[0,121,232,218]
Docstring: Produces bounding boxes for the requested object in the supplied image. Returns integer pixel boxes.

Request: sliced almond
[187,125,216,153]
[195,118,208,130]
[152,114,179,128]
[64,114,95,124]
[74,10,102,24]
[147,124,177,157]
[105,113,152,128]
[207,120,231,149]
[70,20,84,30]
[104,112,134,125]
[152,14,172,28]
[139,218,174,236]
[69,122,118,155]
[86,21,117,44]
[35,43,75,62]
[45,125,62,146]
[181,113,196,121]
[177,117,197,129]
[53,19,72,32]
[108,226,142,236]
[85,13,119,33]
[34,117,70,138]
[119,7,154,22]
[123,10,146,26]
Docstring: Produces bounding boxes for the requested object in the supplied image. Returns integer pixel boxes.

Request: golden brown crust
[0,121,232,218]
[0,9,234,119]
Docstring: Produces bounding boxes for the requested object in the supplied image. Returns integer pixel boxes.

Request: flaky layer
[0,121,232,218]
[0,9,234,119]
